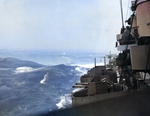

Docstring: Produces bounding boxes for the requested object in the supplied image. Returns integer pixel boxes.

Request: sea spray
[15,67,34,73]
[56,94,72,109]
[40,72,49,84]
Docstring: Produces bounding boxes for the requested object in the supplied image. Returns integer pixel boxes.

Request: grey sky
[0,0,131,53]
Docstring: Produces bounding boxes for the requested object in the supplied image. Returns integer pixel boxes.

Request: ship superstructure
[116,0,150,86]
[71,0,150,107]
[49,0,150,115]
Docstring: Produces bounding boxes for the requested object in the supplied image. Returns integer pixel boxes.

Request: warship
[49,0,150,115]
[71,0,150,107]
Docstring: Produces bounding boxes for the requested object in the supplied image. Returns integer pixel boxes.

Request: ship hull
[49,84,150,116]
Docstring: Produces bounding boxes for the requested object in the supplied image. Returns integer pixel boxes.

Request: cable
[144,39,150,83]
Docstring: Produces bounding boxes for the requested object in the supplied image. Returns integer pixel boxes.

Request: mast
[120,0,125,34]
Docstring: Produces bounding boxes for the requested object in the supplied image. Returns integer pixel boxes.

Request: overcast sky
[0,0,131,54]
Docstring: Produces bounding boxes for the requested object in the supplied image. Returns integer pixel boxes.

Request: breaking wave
[75,66,87,75]
[56,94,72,109]
[14,67,43,74]
[40,72,49,84]
[15,67,34,74]
[0,51,104,115]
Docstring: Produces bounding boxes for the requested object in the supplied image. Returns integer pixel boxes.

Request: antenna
[120,0,125,34]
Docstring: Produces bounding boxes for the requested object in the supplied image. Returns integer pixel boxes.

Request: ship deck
[49,82,150,116]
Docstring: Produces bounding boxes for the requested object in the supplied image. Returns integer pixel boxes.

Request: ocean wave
[76,64,94,68]
[40,72,49,84]
[56,94,72,109]
[76,63,104,68]
[0,68,12,71]
[71,63,93,69]
[14,67,42,74]
[61,56,71,64]
[0,85,11,90]
[14,81,26,86]
[75,66,87,75]
[15,67,34,74]
[72,63,104,76]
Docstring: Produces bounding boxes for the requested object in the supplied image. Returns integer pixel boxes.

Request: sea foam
[56,94,72,109]
[40,72,49,84]
[15,67,34,74]
[75,66,87,75]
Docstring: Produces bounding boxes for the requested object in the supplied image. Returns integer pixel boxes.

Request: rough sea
[0,50,105,116]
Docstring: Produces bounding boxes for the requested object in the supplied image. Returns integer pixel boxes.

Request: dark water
[0,50,105,116]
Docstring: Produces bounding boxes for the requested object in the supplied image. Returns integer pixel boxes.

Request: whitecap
[71,62,105,69]
[14,67,42,74]
[75,67,87,74]
[56,94,72,109]
[72,63,104,76]
[40,72,49,84]
[74,66,90,77]
[77,64,94,68]
[15,67,33,74]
